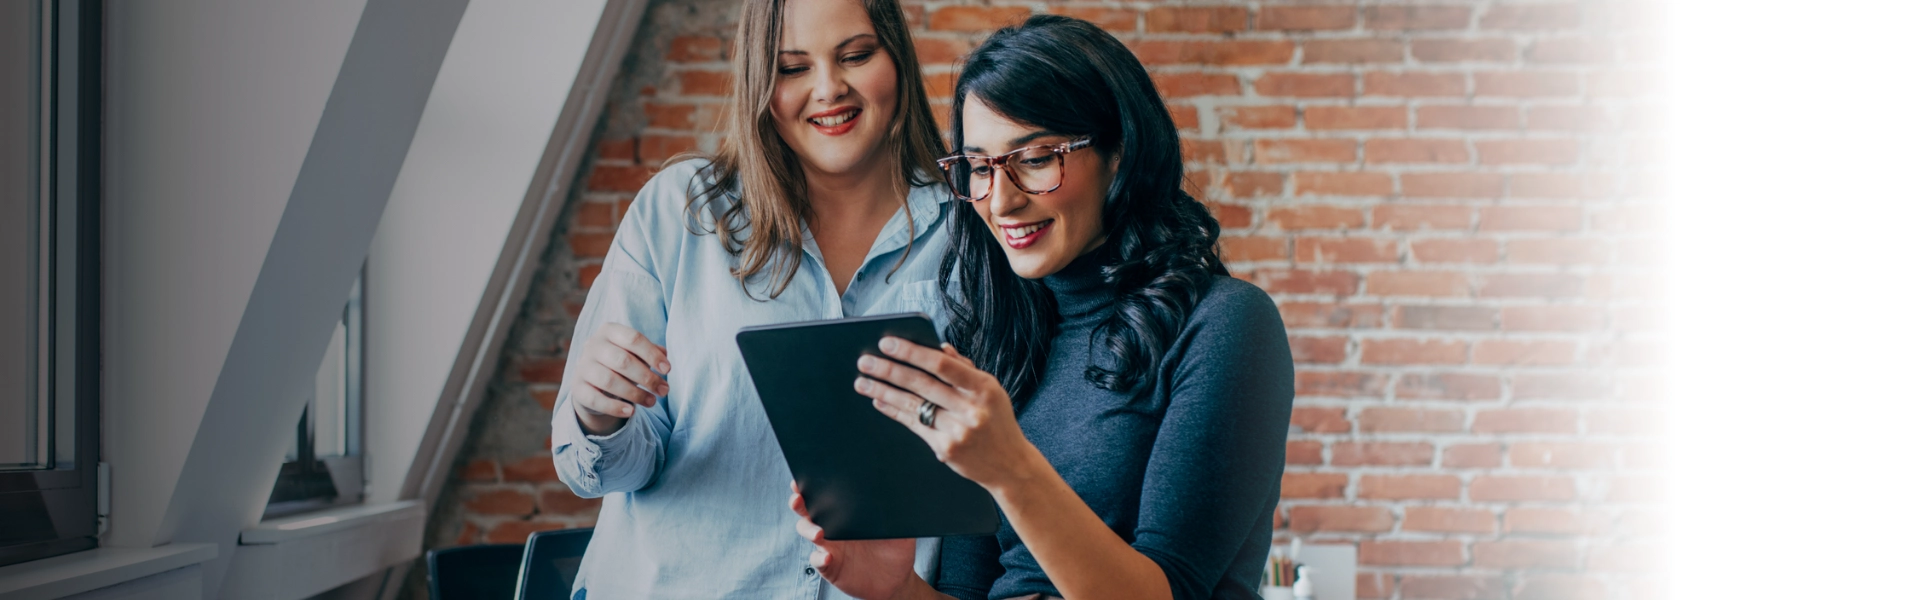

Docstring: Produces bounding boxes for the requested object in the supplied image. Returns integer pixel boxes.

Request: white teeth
[1005,221,1050,239]
[810,112,855,127]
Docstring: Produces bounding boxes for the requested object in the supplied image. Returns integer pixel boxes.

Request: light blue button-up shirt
[551,159,954,599]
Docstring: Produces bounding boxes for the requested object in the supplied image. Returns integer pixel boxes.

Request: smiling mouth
[807,108,861,130]
[1002,220,1054,249]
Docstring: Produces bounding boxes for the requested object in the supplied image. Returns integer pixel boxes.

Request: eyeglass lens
[945,146,1066,201]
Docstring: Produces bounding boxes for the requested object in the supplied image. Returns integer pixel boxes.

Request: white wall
[365,0,610,506]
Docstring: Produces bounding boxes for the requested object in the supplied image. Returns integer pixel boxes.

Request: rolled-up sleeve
[550,173,683,498]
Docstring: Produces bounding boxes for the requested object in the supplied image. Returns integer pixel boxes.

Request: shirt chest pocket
[893,280,950,337]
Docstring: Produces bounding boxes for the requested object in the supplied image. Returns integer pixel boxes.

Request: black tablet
[736,313,998,540]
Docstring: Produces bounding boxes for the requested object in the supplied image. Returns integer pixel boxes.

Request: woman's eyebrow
[962,130,1065,154]
[779,33,878,57]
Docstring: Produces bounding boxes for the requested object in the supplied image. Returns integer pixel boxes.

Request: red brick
[676,69,730,96]
[1473,540,1579,568]
[913,37,973,66]
[502,456,559,482]
[587,164,657,192]
[1481,4,1584,31]
[1254,139,1357,163]
[1290,335,1349,364]
[1304,106,1408,130]
[1282,302,1384,328]
[1289,505,1394,533]
[484,519,567,544]
[1475,71,1581,97]
[1509,173,1615,198]
[1506,508,1610,535]
[1153,73,1241,97]
[1303,39,1404,63]
[1417,105,1521,130]
[1218,105,1297,129]
[1502,306,1605,331]
[1412,38,1517,62]
[1359,407,1465,433]
[1131,39,1293,66]
[1476,139,1581,165]
[1293,406,1352,433]
[1393,305,1496,330]
[1397,372,1500,400]
[515,357,567,383]
[1470,475,1578,502]
[1051,7,1137,31]
[1365,6,1472,30]
[1210,202,1253,228]
[1360,474,1460,500]
[1283,472,1349,499]
[460,459,500,482]
[578,264,601,290]
[1507,238,1609,265]
[1297,237,1398,263]
[1225,171,1287,198]
[1403,173,1501,198]
[568,232,615,258]
[1356,572,1392,599]
[1145,6,1248,32]
[1363,72,1468,97]
[1513,575,1608,600]
[1477,273,1586,299]
[1404,507,1496,533]
[666,35,726,62]
[638,135,698,163]
[464,488,535,516]
[1366,138,1469,164]
[538,488,600,515]
[1295,171,1393,196]
[532,388,558,411]
[1245,268,1360,295]
[1360,540,1464,566]
[1480,205,1582,231]
[1256,5,1355,31]
[1410,239,1499,263]
[1367,270,1470,297]
[1401,575,1504,600]
[575,201,617,229]
[596,137,636,162]
[1332,441,1433,466]
[1362,338,1467,364]
[1442,442,1503,468]
[929,6,1031,31]
[1186,138,1230,164]
[1510,442,1616,469]
[1287,440,1324,465]
[1297,370,1390,397]
[1473,408,1578,434]
[1376,205,1473,230]
[1271,205,1366,230]
[1471,339,1578,366]
[1220,235,1290,263]
[1253,73,1355,97]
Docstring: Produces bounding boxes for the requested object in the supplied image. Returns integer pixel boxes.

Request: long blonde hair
[680,0,947,299]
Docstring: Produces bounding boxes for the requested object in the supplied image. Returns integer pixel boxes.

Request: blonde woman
[547,0,952,597]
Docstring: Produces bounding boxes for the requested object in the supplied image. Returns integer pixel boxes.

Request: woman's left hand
[856,337,1043,491]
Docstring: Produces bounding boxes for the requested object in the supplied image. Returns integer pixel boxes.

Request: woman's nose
[811,66,848,104]
[987,168,1027,216]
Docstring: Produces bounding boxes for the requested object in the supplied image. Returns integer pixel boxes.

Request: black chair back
[516,527,593,600]
[426,543,523,600]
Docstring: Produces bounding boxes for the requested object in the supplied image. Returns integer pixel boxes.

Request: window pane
[0,1,46,471]
[313,317,348,458]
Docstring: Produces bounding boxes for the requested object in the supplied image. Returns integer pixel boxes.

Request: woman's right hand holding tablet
[788,482,924,600]
[570,322,671,435]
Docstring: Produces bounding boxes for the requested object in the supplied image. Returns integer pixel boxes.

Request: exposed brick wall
[424,1,1665,599]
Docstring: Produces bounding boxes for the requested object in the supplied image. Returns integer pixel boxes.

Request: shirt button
[804,566,816,576]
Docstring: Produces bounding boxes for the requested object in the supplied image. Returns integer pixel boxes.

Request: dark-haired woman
[790,15,1294,600]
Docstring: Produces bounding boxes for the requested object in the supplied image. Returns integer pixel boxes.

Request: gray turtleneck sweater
[934,248,1294,600]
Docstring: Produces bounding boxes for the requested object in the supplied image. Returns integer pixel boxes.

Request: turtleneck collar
[1042,241,1118,321]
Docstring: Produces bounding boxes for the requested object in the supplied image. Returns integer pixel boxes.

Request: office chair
[426,543,523,600]
[515,527,593,600]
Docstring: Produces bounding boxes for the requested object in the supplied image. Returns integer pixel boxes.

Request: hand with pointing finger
[570,322,671,436]
[854,337,1047,492]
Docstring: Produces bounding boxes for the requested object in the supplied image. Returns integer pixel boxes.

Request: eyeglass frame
[935,138,1095,202]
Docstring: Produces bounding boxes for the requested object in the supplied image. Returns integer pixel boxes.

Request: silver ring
[917,399,938,428]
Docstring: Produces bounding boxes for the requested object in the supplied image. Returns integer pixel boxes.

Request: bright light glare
[1668,1,1920,598]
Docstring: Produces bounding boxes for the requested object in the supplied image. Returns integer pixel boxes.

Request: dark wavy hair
[939,15,1228,403]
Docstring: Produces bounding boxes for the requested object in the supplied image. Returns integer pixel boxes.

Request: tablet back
[737,313,998,540]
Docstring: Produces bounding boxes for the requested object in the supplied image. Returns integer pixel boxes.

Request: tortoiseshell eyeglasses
[935,138,1094,202]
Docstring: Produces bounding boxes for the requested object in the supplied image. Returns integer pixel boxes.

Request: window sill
[0,543,218,600]
[223,500,426,600]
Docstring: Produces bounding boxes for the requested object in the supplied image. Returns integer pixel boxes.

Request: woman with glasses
[791,15,1295,600]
